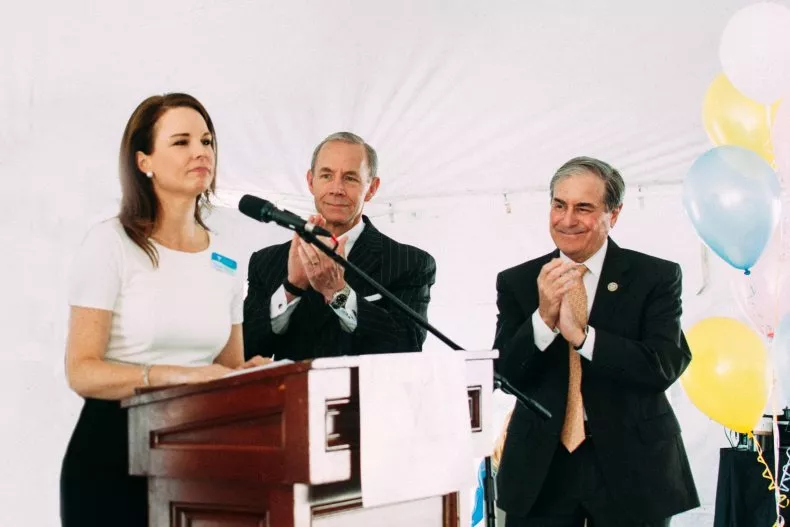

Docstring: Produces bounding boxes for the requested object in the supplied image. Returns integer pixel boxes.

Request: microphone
[238,194,333,238]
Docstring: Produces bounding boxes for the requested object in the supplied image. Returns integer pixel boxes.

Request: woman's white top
[68,218,243,366]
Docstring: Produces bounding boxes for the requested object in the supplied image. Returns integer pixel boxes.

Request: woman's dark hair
[118,93,217,266]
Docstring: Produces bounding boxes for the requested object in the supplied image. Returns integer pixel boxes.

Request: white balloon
[719,2,790,104]
[773,100,790,181]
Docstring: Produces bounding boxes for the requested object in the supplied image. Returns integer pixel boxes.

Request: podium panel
[148,478,460,527]
[123,351,496,527]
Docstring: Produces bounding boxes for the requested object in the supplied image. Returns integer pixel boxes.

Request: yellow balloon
[681,317,769,433]
[702,73,780,165]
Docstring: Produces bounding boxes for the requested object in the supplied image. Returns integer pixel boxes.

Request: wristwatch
[329,284,352,309]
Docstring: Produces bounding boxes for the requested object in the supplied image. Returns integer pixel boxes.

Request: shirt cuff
[270,284,301,334]
[332,287,358,333]
[532,309,559,351]
[575,326,596,361]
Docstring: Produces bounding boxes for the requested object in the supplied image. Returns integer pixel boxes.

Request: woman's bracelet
[142,364,153,387]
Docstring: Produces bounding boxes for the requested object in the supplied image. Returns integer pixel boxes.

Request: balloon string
[775,394,784,522]
[753,434,782,496]
[752,432,789,527]
[779,447,790,493]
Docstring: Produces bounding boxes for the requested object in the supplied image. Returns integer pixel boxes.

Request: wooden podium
[122,351,497,527]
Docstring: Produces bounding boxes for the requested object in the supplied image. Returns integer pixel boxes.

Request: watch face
[331,293,348,308]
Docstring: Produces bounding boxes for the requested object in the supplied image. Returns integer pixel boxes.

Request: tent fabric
[0,1,772,525]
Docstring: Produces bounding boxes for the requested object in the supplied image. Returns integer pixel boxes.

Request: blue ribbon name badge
[211,252,237,276]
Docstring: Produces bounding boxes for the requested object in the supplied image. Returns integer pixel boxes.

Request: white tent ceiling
[1,0,760,215]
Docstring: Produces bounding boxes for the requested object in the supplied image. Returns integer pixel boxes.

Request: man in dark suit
[243,132,436,361]
[494,157,699,526]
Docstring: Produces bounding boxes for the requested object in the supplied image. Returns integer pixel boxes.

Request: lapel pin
[607,282,619,292]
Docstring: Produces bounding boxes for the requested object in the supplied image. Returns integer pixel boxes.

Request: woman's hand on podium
[150,357,273,387]
[236,355,274,370]
[174,364,235,384]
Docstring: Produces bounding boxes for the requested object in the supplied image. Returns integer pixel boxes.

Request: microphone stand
[292,223,552,527]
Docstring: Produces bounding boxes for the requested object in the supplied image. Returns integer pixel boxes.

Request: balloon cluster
[681,2,790,435]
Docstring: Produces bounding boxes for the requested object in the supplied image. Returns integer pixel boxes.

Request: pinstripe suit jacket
[243,216,437,361]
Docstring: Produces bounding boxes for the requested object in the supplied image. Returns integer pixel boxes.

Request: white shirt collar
[340,218,366,256]
[559,238,608,277]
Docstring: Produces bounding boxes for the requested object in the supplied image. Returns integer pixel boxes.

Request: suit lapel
[346,216,383,282]
[588,239,632,328]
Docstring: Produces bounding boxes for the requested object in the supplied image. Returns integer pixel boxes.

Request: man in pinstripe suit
[243,132,437,361]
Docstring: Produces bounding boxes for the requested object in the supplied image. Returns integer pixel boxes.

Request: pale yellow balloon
[702,73,780,165]
[681,316,770,433]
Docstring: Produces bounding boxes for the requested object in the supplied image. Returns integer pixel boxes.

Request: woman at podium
[59,93,268,527]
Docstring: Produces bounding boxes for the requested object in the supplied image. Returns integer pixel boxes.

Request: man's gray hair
[549,156,625,212]
[310,132,378,180]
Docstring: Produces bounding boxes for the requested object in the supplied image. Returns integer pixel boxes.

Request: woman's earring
[145,171,153,179]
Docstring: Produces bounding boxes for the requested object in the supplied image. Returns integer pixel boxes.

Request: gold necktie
[560,265,588,452]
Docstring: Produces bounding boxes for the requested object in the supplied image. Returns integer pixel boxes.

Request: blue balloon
[683,145,782,274]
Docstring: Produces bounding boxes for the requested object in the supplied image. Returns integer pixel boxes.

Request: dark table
[714,447,790,527]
